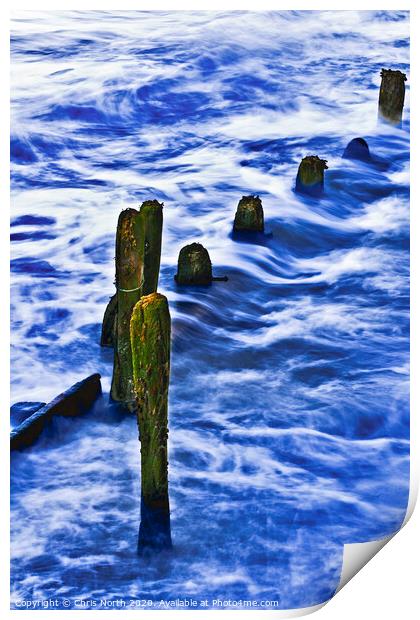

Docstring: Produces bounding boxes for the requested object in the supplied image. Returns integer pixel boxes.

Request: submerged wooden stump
[342,138,372,163]
[233,195,264,232]
[110,201,163,406]
[175,242,213,285]
[295,155,328,197]
[378,69,407,125]
[130,292,172,551]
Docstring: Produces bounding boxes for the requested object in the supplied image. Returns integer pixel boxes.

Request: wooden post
[100,293,117,347]
[233,195,264,232]
[378,69,407,125]
[130,292,172,551]
[139,200,163,296]
[174,242,213,285]
[110,201,163,405]
[295,155,328,197]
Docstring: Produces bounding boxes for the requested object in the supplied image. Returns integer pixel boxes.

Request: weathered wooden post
[100,293,117,347]
[110,208,143,404]
[295,155,328,197]
[130,292,172,551]
[110,200,163,405]
[378,68,407,125]
[233,195,264,232]
[175,242,213,285]
[139,200,163,296]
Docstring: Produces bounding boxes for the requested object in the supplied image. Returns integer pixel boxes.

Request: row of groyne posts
[10,69,407,554]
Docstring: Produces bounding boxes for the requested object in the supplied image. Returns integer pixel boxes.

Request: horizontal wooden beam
[10,373,102,451]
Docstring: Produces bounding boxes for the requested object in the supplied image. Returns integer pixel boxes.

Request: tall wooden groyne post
[110,200,163,406]
[131,292,172,551]
[378,68,407,126]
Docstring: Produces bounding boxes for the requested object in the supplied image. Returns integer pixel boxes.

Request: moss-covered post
[110,209,143,404]
[102,199,162,350]
[130,292,172,551]
[295,155,328,197]
[233,195,264,232]
[378,69,407,125]
[100,293,117,347]
[175,242,213,285]
[111,200,163,405]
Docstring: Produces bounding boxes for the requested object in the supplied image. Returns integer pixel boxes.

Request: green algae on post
[175,242,213,285]
[110,201,163,406]
[100,293,117,347]
[130,292,172,550]
[378,68,407,126]
[295,155,328,197]
[233,195,264,232]
[111,208,143,404]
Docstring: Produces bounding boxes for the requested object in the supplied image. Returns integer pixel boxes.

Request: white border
[2,2,417,619]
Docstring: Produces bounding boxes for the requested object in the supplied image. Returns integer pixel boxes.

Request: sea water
[10,10,409,610]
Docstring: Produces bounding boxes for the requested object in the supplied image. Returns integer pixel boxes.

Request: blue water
[10,10,409,610]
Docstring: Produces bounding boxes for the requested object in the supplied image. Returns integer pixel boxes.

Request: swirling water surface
[10,10,409,610]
